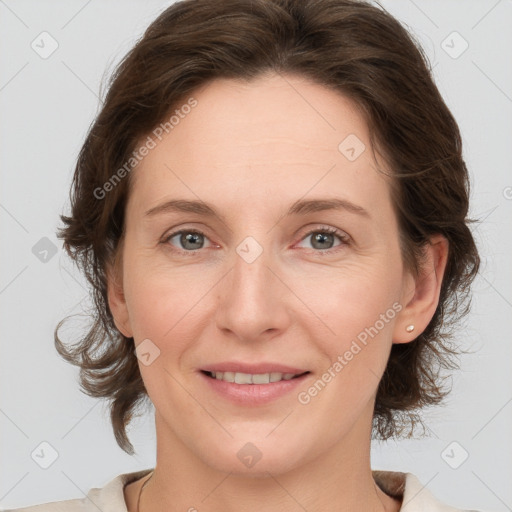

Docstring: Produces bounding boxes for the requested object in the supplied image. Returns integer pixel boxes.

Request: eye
[161,226,350,256]
[296,226,350,253]
[162,229,212,254]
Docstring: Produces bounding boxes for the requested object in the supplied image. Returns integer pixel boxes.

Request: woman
[7,0,481,510]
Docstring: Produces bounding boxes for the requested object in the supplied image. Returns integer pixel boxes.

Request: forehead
[127,73,391,218]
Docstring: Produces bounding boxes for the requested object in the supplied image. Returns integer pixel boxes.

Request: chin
[189,432,311,477]
[205,450,304,478]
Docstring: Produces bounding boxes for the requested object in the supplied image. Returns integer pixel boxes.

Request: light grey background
[1,0,511,510]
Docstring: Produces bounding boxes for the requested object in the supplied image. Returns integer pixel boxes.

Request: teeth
[222,371,235,383]
[252,373,270,384]
[234,372,252,384]
[209,371,299,384]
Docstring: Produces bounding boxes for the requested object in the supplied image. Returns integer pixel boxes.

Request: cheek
[303,262,402,376]
[123,254,215,361]
[300,260,401,331]
[293,268,401,432]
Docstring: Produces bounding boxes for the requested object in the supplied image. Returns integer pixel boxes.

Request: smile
[199,369,311,405]
[203,370,308,384]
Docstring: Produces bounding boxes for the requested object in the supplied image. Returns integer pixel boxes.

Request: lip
[199,370,310,405]
[200,362,308,374]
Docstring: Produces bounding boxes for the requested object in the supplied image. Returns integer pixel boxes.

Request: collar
[87,468,463,511]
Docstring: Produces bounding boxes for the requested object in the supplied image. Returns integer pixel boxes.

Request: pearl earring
[405,324,415,333]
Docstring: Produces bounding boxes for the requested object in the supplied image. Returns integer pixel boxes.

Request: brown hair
[55,0,480,454]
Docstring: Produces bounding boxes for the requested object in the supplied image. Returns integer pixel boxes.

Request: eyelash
[161,226,350,256]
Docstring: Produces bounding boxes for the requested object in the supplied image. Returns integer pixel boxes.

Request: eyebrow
[144,197,370,221]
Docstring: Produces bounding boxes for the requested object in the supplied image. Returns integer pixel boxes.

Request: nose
[215,241,291,343]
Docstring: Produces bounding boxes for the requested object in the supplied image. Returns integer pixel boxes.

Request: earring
[405,324,415,333]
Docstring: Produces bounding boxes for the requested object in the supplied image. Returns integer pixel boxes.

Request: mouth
[201,369,310,384]
[198,364,312,405]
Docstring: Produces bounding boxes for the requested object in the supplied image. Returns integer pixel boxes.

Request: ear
[393,234,449,344]
[106,248,133,339]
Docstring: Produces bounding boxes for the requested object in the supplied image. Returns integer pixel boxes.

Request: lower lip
[199,371,310,405]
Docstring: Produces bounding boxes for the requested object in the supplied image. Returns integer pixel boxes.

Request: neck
[139,406,399,512]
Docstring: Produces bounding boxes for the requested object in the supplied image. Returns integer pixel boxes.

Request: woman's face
[109,72,422,474]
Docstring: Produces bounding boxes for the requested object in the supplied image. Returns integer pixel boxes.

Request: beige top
[2,469,483,511]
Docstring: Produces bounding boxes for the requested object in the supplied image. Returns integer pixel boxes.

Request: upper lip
[200,362,309,375]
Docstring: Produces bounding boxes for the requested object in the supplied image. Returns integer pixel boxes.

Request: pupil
[314,232,332,249]
[183,232,202,249]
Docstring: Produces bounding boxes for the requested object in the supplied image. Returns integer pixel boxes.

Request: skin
[108,72,449,512]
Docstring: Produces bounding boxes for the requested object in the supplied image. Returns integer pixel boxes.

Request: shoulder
[401,472,484,511]
[1,469,153,512]
[0,498,85,512]
[373,470,486,512]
